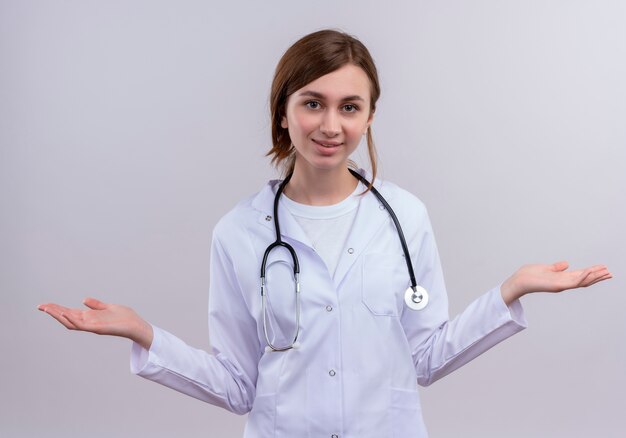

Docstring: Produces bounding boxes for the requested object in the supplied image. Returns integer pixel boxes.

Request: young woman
[38,30,612,437]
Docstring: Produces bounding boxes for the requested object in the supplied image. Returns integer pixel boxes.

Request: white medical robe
[131,173,527,437]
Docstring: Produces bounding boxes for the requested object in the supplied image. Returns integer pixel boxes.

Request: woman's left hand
[501,261,613,305]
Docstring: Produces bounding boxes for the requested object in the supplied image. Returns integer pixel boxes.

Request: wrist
[501,274,523,306]
[131,319,154,350]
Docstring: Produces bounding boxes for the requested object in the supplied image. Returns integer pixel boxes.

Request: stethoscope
[260,168,429,352]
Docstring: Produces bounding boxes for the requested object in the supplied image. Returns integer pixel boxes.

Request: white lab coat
[131,171,527,437]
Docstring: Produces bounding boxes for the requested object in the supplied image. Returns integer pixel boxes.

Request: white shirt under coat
[281,184,359,278]
[130,170,527,437]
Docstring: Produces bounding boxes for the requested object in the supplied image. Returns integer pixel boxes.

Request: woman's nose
[320,110,340,136]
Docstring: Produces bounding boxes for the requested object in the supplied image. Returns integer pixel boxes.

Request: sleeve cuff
[494,284,528,329]
[130,324,163,375]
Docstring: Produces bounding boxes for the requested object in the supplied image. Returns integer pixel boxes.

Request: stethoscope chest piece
[404,286,429,311]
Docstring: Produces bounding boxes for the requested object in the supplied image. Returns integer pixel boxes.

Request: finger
[83,297,107,311]
[38,302,65,312]
[552,261,569,272]
[63,309,108,335]
[61,310,85,330]
[576,267,599,286]
[584,264,608,273]
[561,265,606,281]
[41,306,79,330]
[584,272,613,287]
[38,303,71,315]
[578,268,610,286]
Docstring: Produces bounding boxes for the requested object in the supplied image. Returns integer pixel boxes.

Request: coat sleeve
[399,201,527,387]
[130,230,261,414]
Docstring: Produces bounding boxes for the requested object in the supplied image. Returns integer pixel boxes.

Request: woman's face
[281,64,374,174]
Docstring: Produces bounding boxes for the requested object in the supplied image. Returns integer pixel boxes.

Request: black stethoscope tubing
[347,168,417,290]
[260,169,421,351]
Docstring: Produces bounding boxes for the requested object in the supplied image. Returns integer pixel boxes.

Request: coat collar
[250,170,397,287]
[251,178,313,248]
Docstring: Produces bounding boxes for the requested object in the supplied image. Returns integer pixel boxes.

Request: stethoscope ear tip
[264,346,273,353]
[292,341,301,349]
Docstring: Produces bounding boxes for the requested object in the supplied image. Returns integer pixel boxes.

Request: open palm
[38,298,153,348]
[501,261,612,304]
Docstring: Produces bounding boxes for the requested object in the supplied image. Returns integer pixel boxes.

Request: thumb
[552,261,569,272]
[83,297,107,310]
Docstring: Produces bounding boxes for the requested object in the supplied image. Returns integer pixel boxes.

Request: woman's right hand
[38,298,154,350]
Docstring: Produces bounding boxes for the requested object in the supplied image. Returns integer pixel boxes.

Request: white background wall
[2,1,625,436]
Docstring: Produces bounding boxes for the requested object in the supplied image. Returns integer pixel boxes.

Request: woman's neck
[283,162,358,206]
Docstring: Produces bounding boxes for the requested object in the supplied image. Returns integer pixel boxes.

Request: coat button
[331,435,339,438]
[265,215,272,221]
[329,369,336,377]
[347,248,354,254]
[325,305,333,312]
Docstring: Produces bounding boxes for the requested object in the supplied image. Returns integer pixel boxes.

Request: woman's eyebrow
[298,90,365,102]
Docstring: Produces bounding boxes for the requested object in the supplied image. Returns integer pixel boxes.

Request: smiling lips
[313,139,342,148]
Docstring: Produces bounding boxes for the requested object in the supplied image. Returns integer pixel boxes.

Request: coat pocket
[361,253,407,316]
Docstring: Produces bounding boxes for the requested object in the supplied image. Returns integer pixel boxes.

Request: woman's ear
[281,116,288,129]
[365,110,374,134]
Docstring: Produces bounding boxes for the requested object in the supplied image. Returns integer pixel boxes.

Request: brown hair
[267,29,380,186]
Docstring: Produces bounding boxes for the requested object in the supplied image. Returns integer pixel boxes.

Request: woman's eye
[305,101,320,109]
[343,104,358,112]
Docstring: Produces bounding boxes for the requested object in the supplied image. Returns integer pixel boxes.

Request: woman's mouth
[313,139,342,148]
